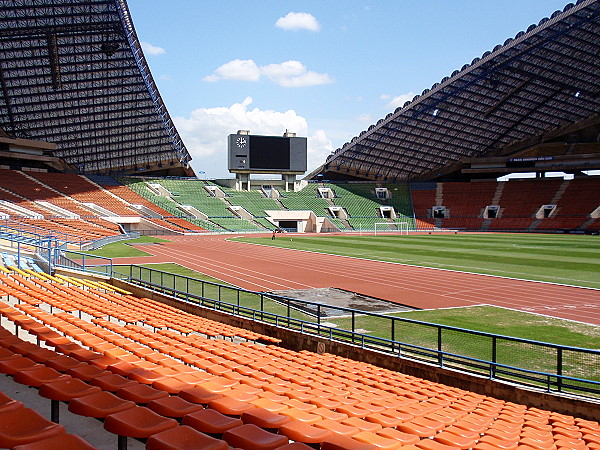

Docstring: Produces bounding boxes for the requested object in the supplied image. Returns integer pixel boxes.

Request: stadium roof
[312,0,600,182]
[0,0,192,175]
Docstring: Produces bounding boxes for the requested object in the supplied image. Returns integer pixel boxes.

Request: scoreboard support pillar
[283,174,296,192]
[235,173,250,191]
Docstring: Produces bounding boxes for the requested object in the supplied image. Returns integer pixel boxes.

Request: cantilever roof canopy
[314,0,600,182]
[0,0,192,174]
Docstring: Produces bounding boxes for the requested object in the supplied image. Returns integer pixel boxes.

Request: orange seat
[208,396,255,416]
[39,377,101,422]
[146,425,228,450]
[222,424,288,449]
[24,348,61,364]
[68,391,136,418]
[89,373,137,392]
[179,386,224,404]
[116,383,169,404]
[103,406,178,449]
[0,355,39,375]
[280,408,322,424]
[313,418,360,437]
[147,396,204,419]
[13,365,67,387]
[182,408,243,435]
[321,434,378,450]
[279,419,334,443]
[351,431,404,449]
[341,417,383,433]
[397,416,444,438]
[241,408,291,429]
[365,412,405,428]
[275,443,314,450]
[0,390,23,413]
[44,355,84,372]
[434,430,477,449]
[0,407,65,448]
[66,364,110,382]
[376,428,420,445]
[415,439,461,449]
[12,432,97,450]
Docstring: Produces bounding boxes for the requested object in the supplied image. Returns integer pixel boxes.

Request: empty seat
[182,408,242,435]
[103,406,178,450]
[147,396,204,419]
[12,432,98,450]
[68,391,136,418]
[39,377,101,422]
[146,425,228,450]
[0,407,66,448]
[0,390,23,413]
[222,424,288,449]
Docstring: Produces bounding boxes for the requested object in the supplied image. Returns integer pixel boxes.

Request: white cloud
[307,130,334,171]
[276,12,320,32]
[261,61,333,87]
[387,92,417,109]
[175,97,332,178]
[141,41,166,56]
[357,113,372,123]
[204,59,333,87]
[204,59,261,82]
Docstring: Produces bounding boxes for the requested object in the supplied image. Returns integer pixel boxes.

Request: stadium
[0,0,598,449]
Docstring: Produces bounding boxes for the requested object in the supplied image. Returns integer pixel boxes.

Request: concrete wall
[109,278,600,421]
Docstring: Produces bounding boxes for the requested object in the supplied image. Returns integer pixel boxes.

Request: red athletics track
[114,234,600,326]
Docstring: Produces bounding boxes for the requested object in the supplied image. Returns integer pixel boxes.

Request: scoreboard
[228,132,307,173]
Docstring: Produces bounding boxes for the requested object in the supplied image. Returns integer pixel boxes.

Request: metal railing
[108,263,600,399]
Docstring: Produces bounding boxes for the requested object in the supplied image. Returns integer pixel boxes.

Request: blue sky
[126,0,571,179]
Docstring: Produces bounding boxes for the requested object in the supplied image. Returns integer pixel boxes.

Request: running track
[115,234,600,326]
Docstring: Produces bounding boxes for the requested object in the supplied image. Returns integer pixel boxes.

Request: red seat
[89,373,137,391]
[321,435,378,450]
[179,386,223,404]
[182,408,242,435]
[147,396,204,419]
[39,376,102,422]
[241,408,291,429]
[13,366,68,387]
[44,355,85,372]
[0,407,65,448]
[146,425,228,450]
[12,432,98,450]
[222,424,288,449]
[0,355,39,375]
[68,391,136,418]
[275,444,314,450]
[103,406,178,449]
[66,364,110,382]
[115,383,169,404]
[0,390,23,413]
[279,419,334,444]
[208,396,255,416]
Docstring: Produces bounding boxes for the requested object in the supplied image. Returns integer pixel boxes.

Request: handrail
[107,264,600,400]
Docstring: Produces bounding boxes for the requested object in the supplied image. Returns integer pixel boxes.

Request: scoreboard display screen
[228,133,307,173]
[249,136,290,170]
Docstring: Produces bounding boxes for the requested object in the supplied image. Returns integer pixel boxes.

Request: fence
[110,264,600,399]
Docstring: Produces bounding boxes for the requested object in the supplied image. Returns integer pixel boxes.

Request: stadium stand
[1,0,600,444]
[0,269,599,448]
[279,185,332,217]
[29,172,139,217]
[218,187,281,218]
